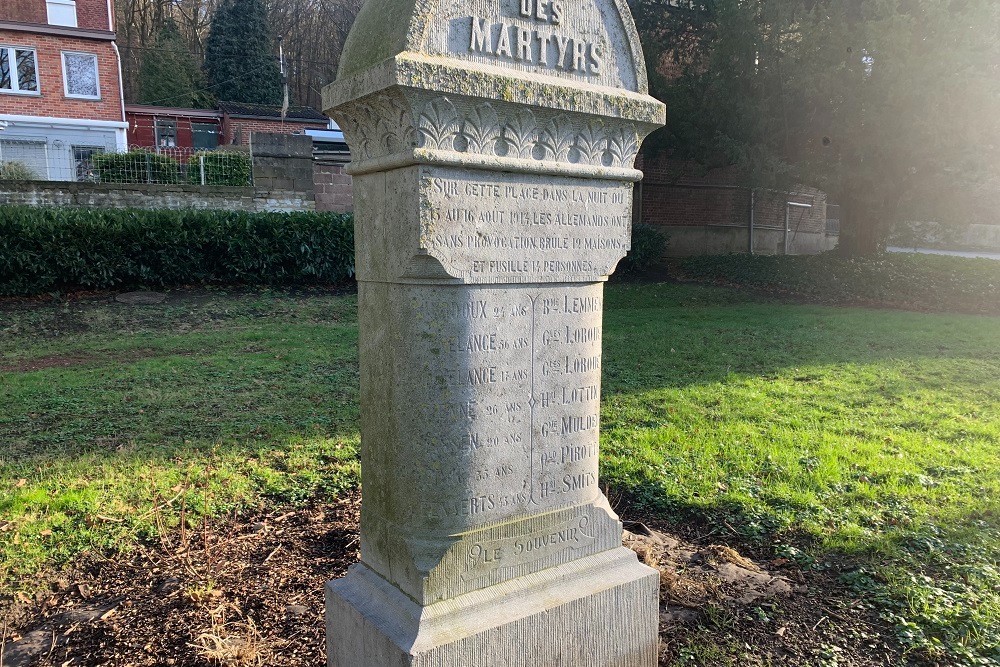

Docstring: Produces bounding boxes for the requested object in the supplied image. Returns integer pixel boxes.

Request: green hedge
[678,252,1000,315]
[0,206,355,296]
[618,223,668,276]
[186,151,253,186]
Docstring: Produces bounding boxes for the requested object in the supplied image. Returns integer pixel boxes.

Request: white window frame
[46,0,78,28]
[61,51,100,100]
[0,46,41,96]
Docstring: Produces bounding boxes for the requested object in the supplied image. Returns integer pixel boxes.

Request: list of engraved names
[402,284,605,527]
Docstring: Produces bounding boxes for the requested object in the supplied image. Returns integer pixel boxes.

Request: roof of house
[124,105,222,120]
[304,127,344,142]
[217,101,329,122]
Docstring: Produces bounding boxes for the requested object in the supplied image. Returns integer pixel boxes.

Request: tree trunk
[837,195,885,256]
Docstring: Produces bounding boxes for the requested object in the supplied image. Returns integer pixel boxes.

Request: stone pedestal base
[326,547,659,667]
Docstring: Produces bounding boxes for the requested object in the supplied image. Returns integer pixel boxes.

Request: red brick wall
[0,31,122,121]
[1,0,111,30]
[4,0,47,24]
[638,155,827,234]
[639,155,746,187]
[77,0,111,31]
[314,161,353,213]
[224,118,327,146]
[641,183,748,229]
[753,190,827,234]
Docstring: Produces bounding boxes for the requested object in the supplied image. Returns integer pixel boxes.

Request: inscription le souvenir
[323,0,665,663]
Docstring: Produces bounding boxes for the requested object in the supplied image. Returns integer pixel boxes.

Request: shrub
[678,252,1000,315]
[0,160,38,182]
[618,223,668,275]
[186,150,253,186]
[0,206,355,296]
[889,219,968,250]
[92,151,182,184]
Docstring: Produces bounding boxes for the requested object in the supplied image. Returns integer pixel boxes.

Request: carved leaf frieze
[349,101,379,161]
[501,109,538,160]
[574,121,606,165]
[538,115,575,162]
[376,94,416,154]
[608,125,639,168]
[334,114,367,160]
[462,103,501,155]
[418,98,461,151]
[342,95,641,169]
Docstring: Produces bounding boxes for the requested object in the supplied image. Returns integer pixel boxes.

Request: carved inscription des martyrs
[468,0,604,75]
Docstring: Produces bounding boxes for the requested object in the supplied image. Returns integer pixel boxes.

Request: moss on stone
[337,0,418,79]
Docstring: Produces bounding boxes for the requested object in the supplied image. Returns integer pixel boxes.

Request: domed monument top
[338,0,652,92]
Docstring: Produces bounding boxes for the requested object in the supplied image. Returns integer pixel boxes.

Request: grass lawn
[2,282,999,665]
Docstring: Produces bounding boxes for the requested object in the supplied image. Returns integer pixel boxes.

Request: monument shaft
[324,0,665,662]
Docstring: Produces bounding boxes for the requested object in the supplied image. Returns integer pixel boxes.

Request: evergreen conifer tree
[203,0,283,105]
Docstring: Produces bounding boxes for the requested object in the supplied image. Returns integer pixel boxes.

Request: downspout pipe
[111,42,127,149]
[108,0,127,150]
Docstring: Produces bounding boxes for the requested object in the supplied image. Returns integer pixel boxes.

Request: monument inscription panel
[428,0,640,90]
[420,169,632,281]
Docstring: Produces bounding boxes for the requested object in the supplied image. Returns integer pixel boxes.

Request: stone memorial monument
[323,0,665,663]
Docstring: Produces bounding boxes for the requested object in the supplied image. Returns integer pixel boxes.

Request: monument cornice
[345,147,644,181]
[324,55,666,126]
[327,77,659,180]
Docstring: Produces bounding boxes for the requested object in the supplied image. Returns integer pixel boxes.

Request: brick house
[0,0,127,180]
[217,101,329,146]
[125,102,330,152]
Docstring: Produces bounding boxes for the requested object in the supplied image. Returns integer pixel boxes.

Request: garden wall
[0,181,313,213]
[0,132,316,213]
[638,156,836,256]
[314,162,353,213]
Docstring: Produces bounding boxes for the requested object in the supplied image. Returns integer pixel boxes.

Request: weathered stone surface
[327,549,659,666]
[323,0,665,663]
[355,280,620,605]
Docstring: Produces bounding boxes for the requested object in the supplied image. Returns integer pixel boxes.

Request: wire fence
[0,143,254,187]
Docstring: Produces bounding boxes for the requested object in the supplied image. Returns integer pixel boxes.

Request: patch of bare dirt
[1,495,360,667]
[2,498,900,666]
[625,522,903,666]
[0,353,100,373]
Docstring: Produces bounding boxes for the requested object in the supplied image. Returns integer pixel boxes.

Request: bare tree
[116,0,360,109]
[266,0,363,109]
